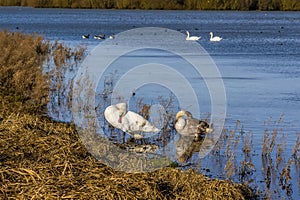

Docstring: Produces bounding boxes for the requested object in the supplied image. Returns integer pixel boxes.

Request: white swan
[104,103,159,139]
[186,31,201,41]
[210,32,222,42]
[175,110,213,137]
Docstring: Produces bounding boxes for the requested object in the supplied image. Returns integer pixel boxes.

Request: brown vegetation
[0,31,85,115]
[0,31,253,199]
[0,103,252,199]
[0,31,50,113]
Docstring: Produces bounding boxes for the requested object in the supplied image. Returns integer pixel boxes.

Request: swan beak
[118,116,122,123]
[205,128,214,133]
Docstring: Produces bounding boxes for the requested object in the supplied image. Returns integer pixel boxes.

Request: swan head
[176,110,194,121]
[197,121,210,133]
[176,110,187,121]
[198,121,214,134]
[209,32,213,36]
[115,103,127,123]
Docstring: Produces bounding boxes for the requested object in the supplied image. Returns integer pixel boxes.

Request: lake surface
[1,7,299,199]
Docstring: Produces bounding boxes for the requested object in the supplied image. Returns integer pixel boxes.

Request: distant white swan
[186,31,201,41]
[175,110,213,137]
[104,103,159,139]
[210,32,222,42]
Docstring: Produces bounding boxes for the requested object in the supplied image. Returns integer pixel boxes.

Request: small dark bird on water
[94,34,105,40]
[82,34,90,39]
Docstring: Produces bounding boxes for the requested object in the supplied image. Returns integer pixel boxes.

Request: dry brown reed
[0,30,50,112]
[224,120,242,180]
[0,30,85,116]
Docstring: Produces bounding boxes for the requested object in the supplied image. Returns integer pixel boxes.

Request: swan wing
[211,36,222,42]
[175,117,187,132]
[125,111,159,133]
[186,36,200,41]
[192,36,201,40]
[175,117,195,136]
[104,105,159,133]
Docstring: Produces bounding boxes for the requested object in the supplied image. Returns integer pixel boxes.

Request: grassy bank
[0,0,299,11]
[0,95,252,199]
[0,31,253,199]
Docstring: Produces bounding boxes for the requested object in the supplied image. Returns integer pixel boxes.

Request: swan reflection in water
[175,110,214,163]
[176,135,214,163]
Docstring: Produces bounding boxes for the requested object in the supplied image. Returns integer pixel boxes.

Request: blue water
[1,7,299,199]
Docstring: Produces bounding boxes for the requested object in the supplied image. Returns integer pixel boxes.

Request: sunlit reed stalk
[279,158,292,198]
[275,132,287,170]
[262,129,269,157]
[225,153,236,180]
[291,133,300,159]
[239,131,255,184]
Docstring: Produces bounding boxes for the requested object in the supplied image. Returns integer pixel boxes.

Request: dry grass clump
[0,30,50,112]
[0,99,252,199]
[0,30,85,115]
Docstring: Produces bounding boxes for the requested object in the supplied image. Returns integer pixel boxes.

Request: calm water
[1,7,299,199]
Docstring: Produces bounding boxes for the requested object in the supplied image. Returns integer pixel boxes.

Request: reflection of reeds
[204,114,299,199]
[291,133,300,159]
[47,41,86,121]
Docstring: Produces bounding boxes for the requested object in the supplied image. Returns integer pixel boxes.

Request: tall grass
[0,31,50,112]
[0,30,85,115]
